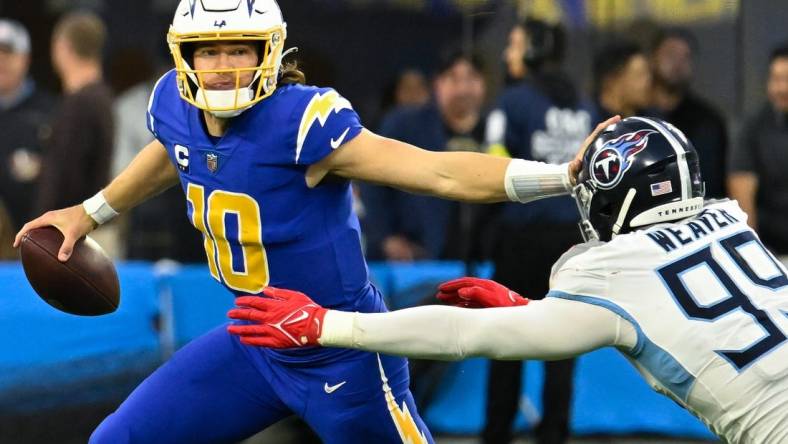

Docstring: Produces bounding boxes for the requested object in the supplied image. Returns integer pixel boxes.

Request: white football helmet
[168,0,287,118]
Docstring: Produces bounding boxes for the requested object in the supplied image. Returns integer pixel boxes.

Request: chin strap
[280,46,299,61]
[197,88,254,118]
[274,46,299,84]
[611,188,637,237]
[196,68,264,118]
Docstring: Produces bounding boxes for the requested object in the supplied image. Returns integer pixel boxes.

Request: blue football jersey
[147,71,382,358]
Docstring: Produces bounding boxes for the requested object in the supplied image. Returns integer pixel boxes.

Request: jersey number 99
[659,231,788,371]
[187,183,269,293]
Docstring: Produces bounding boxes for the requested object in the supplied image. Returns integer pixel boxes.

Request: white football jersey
[550,200,788,444]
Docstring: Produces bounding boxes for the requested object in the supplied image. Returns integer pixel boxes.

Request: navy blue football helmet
[574,116,705,242]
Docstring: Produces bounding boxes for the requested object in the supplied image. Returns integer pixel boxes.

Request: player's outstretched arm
[227,286,628,361]
[320,298,624,361]
[308,116,620,204]
[14,140,178,261]
[100,139,180,214]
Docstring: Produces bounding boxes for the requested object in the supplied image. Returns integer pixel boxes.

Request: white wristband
[504,159,572,203]
[83,191,119,225]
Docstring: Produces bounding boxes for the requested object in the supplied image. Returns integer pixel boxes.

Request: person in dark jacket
[650,28,728,198]
[481,18,594,444]
[0,19,55,229]
[728,44,788,254]
[37,12,113,213]
[361,51,488,262]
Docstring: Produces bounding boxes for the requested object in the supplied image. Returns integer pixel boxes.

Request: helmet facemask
[168,26,286,118]
[573,181,601,242]
[573,180,638,242]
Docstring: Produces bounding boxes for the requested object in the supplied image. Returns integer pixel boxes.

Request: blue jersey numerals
[658,231,788,371]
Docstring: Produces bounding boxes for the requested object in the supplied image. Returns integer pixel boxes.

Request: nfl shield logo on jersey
[206,153,218,173]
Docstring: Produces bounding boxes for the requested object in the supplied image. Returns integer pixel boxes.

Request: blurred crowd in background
[1,0,786,442]
[4,0,788,265]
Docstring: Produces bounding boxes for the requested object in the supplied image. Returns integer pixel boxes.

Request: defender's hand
[568,115,621,186]
[227,287,328,348]
[13,205,97,262]
[437,277,529,308]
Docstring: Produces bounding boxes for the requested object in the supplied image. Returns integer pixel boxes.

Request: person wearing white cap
[0,18,54,232]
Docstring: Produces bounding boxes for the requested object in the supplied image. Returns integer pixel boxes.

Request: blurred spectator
[593,40,652,119]
[361,51,488,261]
[0,199,17,260]
[36,12,113,214]
[482,18,591,444]
[393,69,430,108]
[112,62,204,262]
[376,68,431,130]
[0,199,18,260]
[110,56,156,179]
[650,28,728,198]
[0,19,55,230]
[501,18,529,84]
[728,44,788,254]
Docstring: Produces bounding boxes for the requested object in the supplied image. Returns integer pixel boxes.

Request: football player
[231,117,788,444]
[12,1,617,443]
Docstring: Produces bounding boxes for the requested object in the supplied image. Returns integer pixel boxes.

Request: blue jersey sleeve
[146,70,175,142]
[292,87,363,165]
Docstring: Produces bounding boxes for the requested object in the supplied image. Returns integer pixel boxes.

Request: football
[20,226,120,316]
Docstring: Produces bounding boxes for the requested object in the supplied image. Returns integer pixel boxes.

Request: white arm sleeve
[504,159,572,203]
[319,297,637,361]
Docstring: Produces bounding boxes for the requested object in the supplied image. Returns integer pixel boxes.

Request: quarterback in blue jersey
[14,1,618,443]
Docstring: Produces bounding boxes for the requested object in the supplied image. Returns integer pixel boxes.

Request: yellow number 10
[186,183,269,293]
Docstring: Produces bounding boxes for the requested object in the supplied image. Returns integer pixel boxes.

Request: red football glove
[436,277,529,308]
[227,287,328,348]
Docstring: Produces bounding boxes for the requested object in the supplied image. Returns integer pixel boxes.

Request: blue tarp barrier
[0,263,159,381]
[0,262,161,411]
[0,261,713,438]
[157,264,235,347]
[421,352,713,439]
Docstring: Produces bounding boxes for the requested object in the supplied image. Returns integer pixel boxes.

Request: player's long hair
[279,61,305,85]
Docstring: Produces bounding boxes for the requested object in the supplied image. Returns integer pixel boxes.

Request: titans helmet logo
[590,129,657,190]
